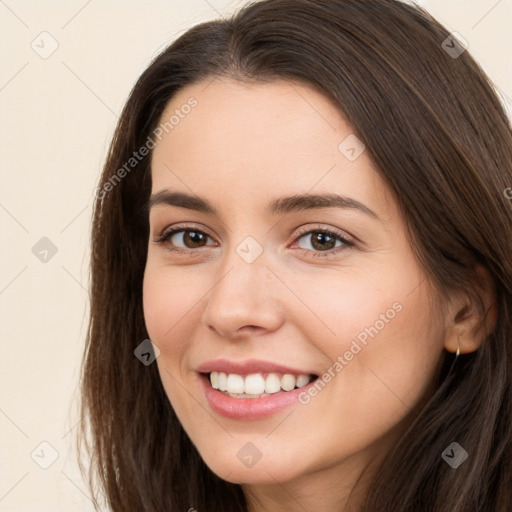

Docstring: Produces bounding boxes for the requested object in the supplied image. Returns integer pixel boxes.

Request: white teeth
[264,373,281,394]
[226,373,245,394]
[280,374,296,391]
[218,372,228,391]
[208,371,313,396]
[244,374,266,395]
[296,374,310,388]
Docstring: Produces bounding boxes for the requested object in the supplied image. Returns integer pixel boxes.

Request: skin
[142,76,488,512]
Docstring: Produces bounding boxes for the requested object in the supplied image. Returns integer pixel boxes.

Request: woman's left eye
[292,228,354,258]
[154,224,354,259]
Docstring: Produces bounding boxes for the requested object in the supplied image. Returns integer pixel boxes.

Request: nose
[200,251,284,340]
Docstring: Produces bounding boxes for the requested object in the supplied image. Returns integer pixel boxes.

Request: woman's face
[143,77,449,493]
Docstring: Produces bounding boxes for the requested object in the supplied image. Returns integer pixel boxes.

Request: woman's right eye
[154,225,216,253]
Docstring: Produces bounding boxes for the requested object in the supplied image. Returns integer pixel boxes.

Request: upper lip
[196,358,318,377]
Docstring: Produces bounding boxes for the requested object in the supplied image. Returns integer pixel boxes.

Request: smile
[208,371,315,397]
[196,359,320,419]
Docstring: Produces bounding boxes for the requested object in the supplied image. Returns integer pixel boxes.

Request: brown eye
[300,231,339,251]
[292,227,355,259]
[155,224,216,253]
[169,229,209,249]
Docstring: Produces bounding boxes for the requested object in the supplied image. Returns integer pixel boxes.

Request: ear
[443,265,498,355]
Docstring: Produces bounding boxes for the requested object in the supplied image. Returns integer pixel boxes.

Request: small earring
[455,345,461,358]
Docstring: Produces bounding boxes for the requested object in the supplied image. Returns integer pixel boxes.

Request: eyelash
[153,223,355,259]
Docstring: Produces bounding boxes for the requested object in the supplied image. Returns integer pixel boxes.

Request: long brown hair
[77,0,512,510]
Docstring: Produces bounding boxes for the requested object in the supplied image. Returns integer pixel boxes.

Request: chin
[197,443,308,485]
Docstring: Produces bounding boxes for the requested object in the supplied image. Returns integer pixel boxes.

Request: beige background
[0,0,510,510]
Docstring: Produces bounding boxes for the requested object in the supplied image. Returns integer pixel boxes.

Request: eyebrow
[146,190,380,220]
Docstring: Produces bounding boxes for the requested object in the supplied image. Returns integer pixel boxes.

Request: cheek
[142,267,200,416]
[367,296,445,405]
[287,267,409,360]
[311,253,438,363]
[288,286,442,466]
[294,261,443,412]
[142,266,195,356]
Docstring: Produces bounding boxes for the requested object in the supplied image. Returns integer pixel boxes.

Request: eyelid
[154,222,216,245]
[292,223,355,245]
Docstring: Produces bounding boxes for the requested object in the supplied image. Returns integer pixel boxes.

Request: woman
[77,0,512,510]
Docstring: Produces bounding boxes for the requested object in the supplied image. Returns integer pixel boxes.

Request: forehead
[150,77,395,222]
[154,77,350,161]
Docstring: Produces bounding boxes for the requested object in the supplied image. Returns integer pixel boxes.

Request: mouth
[198,370,320,420]
[196,359,321,419]
[201,371,319,399]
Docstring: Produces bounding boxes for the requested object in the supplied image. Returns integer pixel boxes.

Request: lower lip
[199,373,317,420]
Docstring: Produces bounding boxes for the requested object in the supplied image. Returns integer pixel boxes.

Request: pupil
[313,232,334,249]
[186,231,205,247]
